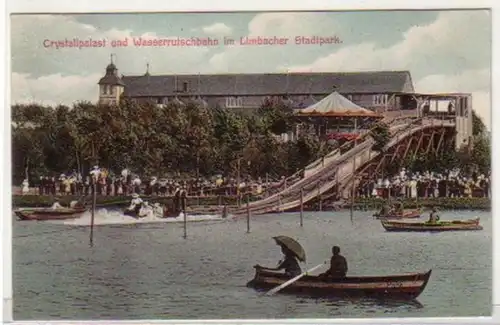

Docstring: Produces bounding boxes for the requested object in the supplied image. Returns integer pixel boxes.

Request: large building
[97,60,418,112]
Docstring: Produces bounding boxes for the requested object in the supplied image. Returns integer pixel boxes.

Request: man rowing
[255,245,302,277]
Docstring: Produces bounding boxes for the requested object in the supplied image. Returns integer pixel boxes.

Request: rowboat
[381,217,483,232]
[14,207,87,221]
[247,268,432,300]
[374,209,421,220]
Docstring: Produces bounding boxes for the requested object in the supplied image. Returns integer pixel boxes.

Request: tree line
[12,99,332,184]
[11,98,490,185]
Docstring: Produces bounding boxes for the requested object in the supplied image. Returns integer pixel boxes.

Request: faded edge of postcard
[5,1,497,323]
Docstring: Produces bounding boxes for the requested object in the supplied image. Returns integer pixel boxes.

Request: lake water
[12,209,492,320]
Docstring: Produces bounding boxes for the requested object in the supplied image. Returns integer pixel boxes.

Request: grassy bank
[347,197,491,211]
[12,195,491,211]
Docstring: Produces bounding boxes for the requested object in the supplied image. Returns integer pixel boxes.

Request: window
[464,97,469,117]
[110,86,114,95]
[372,94,388,106]
[348,94,362,102]
[182,81,188,92]
[226,96,242,107]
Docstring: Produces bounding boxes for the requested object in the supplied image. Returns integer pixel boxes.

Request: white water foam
[48,208,229,226]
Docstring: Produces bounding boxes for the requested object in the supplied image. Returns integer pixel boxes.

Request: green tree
[371,123,391,152]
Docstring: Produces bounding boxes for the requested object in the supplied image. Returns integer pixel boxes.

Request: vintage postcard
[9,9,491,321]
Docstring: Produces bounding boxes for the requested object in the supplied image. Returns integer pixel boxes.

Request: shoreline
[11,195,491,211]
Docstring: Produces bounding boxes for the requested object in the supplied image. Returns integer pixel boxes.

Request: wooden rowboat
[246,268,432,300]
[381,217,483,232]
[374,209,421,220]
[14,207,87,221]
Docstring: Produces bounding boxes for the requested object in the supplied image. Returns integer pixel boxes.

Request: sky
[10,10,492,128]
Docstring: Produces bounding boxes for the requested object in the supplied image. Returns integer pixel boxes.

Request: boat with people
[374,209,421,220]
[248,235,431,300]
[123,189,187,219]
[14,207,87,221]
[373,201,421,220]
[247,268,432,300]
[381,217,483,232]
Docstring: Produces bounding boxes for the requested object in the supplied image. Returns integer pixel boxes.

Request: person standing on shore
[21,179,30,195]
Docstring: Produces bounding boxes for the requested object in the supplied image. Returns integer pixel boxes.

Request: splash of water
[48,208,229,226]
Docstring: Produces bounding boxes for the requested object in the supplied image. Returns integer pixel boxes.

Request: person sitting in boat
[127,193,144,214]
[152,202,164,218]
[377,203,391,217]
[138,201,153,218]
[51,198,64,210]
[319,246,348,279]
[394,201,404,215]
[69,199,85,209]
[428,207,440,224]
[254,245,302,277]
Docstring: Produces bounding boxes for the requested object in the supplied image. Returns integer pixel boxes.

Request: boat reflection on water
[296,296,424,312]
[319,297,423,308]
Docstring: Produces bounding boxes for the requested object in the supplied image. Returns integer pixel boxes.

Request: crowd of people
[357,168,490,199]
[18,166,490,200]
[18,166,281,197]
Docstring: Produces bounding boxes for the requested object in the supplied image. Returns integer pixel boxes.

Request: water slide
[233,117,455,216]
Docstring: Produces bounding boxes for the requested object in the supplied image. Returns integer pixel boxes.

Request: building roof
[296,91,382,118]
[98,63,126,86]
[121,70,414,97]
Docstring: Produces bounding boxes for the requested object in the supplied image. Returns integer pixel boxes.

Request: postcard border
[3,0,499,324]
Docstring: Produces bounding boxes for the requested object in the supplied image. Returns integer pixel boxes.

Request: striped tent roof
[296,91,382,117]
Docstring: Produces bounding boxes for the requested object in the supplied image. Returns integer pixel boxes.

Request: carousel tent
[295,91,381,117]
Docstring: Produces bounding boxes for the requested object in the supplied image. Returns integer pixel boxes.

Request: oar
[264,262,326,296]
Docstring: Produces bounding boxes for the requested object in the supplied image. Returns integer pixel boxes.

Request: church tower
[98,55,125,105]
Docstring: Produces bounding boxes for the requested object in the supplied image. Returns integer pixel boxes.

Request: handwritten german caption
[43,35,343,49]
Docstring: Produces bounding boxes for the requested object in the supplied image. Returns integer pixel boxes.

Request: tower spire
[110,53,114,64]
[145,62,150,76]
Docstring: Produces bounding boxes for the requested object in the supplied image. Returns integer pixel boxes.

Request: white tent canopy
[296,91,380,117]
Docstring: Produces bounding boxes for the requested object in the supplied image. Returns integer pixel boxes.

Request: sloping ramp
[233,118,454,216]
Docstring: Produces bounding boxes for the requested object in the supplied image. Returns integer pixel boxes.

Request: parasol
[272,235,306,262]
